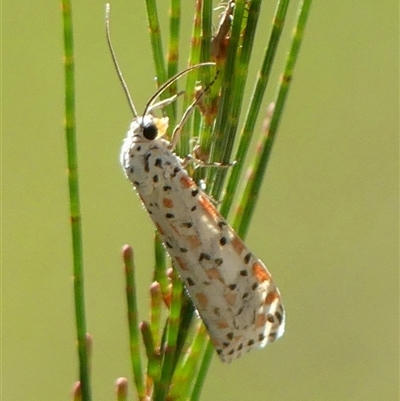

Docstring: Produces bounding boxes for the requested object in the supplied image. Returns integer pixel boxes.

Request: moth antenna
[170,69,220,148]
[143,62,216,117]
[105,3,138,117]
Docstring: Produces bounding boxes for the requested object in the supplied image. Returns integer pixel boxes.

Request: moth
[106,5,285,363]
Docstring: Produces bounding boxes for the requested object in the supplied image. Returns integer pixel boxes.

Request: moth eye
[142,123,158,140]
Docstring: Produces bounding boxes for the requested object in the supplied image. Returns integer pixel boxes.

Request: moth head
[130,115,169,141]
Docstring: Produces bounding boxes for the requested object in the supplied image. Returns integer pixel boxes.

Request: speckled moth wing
[121,116,285,362]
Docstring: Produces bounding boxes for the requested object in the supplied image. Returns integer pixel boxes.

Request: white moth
[106,5,284,363]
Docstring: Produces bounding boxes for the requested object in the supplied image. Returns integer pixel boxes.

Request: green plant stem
[221,0,290,218]
[141,321,160,384]
[154,271,183,401]
[207,1,247,199]
[234,0,313,236]
[213,0,262,198]
[154,233,169,299]
[145,0,167,87]
[169,321,206,400]
[61,1,91,400]
[149,281,162,351]
[190,340,214,401]
[167,0,180,81]
[176,0,204,157]
[123,246,146,400]
[192,0,215,182]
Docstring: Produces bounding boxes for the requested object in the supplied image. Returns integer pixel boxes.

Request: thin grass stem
[208,1,246,199]
[168,0,180,78]
[190,339,214,401]
[154,233,169,300]
[193,0,216,180]
[145,0,167,86]
[61,1,91,399]
[221,0,290,218]
[209,0,262,200]
[234,0,313,236]
[122,246,146,400]
[176,0,204,157]
[149,281,163,351]
[141,321,160,387]
[169,321,206,400]
[153,271,183,400]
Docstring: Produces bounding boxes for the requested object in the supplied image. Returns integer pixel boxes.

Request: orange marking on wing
[224,292,237,306]
[180,175,194,189]
[217,320,230,329]
[265,291,280,306]
[206,268,223,281]
[196,292,208,309]
[162,197,174,208]
[198,195,219,219]
[174,256,189,271]
[252,262,271,283]
[231,235,245,255]
[255,313,268,328]
[188,235,201,248]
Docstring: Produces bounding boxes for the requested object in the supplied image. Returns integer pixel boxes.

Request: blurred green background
[3,1,398,400]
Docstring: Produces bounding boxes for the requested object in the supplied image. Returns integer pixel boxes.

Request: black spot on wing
[215,258,223,266]
[144,153,151,172]
[199,253,211,261]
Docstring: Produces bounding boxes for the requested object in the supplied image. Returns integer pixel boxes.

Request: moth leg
[170,71,220,149]
[182,153,236,169]
[170,97,199,150]
[148,91,185,114]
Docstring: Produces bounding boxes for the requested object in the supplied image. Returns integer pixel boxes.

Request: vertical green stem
[167,0,180,79]
[145,0,180,124]
[61,1,91,400]
[176,0,204,157]
[145,0,168,86]
[208,0,246,199]
[220,0,290,218]
[154,271,183,401]
[190,340,214,401]
[123,246,146,400]
[234,0,313,236]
